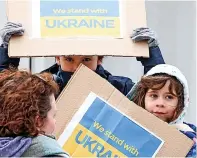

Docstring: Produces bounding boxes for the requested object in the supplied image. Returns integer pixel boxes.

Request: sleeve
[180,130,196,157]
[136,46,165,74]
[0,47,20,71]
[107,75,135,96]
[0,47,9,71]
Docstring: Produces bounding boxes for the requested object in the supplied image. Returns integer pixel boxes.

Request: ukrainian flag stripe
[63,123,128,157]
[40,16,120,37]
[40,0,120,17]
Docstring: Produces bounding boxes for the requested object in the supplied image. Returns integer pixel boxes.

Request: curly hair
[0,70,59,137]
[132,73,184,122]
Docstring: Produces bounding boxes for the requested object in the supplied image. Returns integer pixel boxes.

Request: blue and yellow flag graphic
[40,0,121,38]
[60,94,163,157]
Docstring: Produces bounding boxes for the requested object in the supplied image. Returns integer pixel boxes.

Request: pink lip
[153,112,166,115]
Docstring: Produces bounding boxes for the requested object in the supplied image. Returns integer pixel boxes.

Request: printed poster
[58,92,164,157]
[32,0,122,38]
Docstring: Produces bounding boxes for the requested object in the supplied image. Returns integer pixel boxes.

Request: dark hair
[98,56,104,62]
[0,70,59,137]
[132,73,184,122]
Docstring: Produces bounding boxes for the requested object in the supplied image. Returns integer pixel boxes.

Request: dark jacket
[181,122,196,157]
[43,46,165,96]
[0,46,165,96]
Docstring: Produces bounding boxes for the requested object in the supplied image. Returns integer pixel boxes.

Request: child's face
[40,94,57,135]
[144,80,178,122]
[56,55,101,72]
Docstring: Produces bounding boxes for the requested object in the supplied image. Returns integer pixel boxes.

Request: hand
[0,22,24,48]
[0,22,24,70]
[131,27,159,48]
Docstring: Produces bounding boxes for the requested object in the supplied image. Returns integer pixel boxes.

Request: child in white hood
[127,64,196,157]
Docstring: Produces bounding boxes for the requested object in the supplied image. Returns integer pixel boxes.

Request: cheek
[144,96,154,112]
[172,99,178,107]
[84,61,98,71]
[167,107,176,115]
[44,117,56,134]
[49,118,56,129]
[60,60,73,72]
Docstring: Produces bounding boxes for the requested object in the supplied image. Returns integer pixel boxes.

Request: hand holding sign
[131,27,159,48]
[0,22,24,70]
[0,22,24,48]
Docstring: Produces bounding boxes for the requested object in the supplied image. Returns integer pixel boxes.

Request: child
[127,64,196,157]
[0,70,69,157]
[0,22,165,96]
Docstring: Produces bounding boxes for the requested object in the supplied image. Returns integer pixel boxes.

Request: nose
[155,97,165,108]
[72,63,81,72]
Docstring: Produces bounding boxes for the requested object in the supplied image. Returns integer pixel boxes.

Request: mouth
[153,112,166,115]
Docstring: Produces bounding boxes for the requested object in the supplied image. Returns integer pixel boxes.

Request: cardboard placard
[58,92,165,157]
[54,64,193,157]
[7,0,148,57]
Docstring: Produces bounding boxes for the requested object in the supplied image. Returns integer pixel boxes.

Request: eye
[82,58,91,62]
[64,57,73,62]
[166,95,174,100]
[150,94,158,98]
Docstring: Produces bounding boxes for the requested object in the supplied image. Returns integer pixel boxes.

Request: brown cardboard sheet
[7,0,148,57]
[54,64,193,157]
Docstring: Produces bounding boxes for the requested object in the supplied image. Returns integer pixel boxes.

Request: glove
[0,22,24,69]
[131,27,159,48]
[0,22,24,48]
